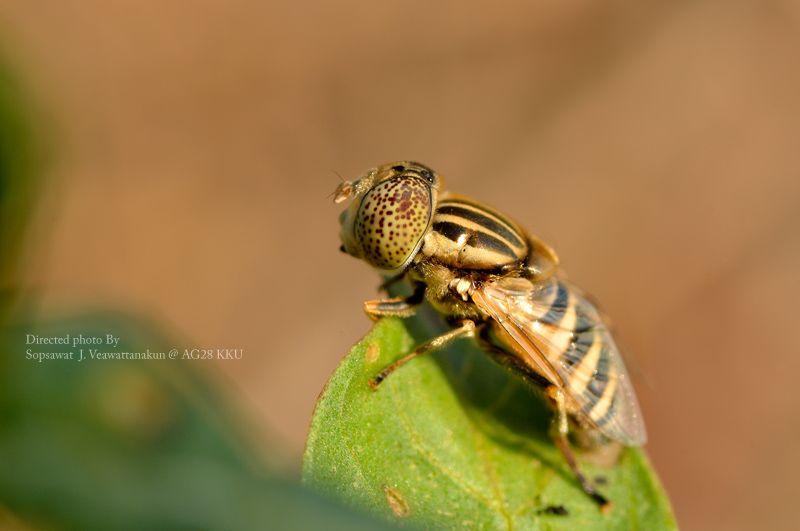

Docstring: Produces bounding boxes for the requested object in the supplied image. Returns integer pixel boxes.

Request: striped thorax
[421,193,529,270]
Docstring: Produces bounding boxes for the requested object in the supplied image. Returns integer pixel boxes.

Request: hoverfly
[333,161,646,511]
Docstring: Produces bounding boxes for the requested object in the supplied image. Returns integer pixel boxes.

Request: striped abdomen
[477,277,645,445]
[422,193,529,270]
[527,281,620,431]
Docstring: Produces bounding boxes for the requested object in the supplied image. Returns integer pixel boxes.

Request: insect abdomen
[522,280,622,432]
[423,194,528,269]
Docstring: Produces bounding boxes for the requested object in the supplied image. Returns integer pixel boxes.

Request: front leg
[363,282,426,321]
[369,320,477,389]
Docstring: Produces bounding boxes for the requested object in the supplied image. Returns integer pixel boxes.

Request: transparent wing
[473,276,647,446]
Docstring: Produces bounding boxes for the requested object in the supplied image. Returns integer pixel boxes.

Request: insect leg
[545,386,613,512]
[363,283,426,321]
[369,320,477,389]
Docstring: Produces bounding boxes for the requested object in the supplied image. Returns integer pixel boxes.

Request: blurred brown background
[1,1,799,529]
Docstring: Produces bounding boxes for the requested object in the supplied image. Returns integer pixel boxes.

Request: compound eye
[354,176,433,271]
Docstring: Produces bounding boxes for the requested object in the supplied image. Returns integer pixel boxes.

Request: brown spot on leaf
[366,342,379,363]
[382,485,410,518]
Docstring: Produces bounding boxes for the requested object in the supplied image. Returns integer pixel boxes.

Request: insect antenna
[327,170,356,203]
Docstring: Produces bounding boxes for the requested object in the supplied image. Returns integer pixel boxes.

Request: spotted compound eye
[354,176,433,271]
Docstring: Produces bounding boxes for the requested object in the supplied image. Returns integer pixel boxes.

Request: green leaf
[0,304,405,531]
[0,50,45,297]
[303,316,677,530]
[0,45,403,531]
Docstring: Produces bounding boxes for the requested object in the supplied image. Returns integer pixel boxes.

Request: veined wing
[473,276,647,446]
